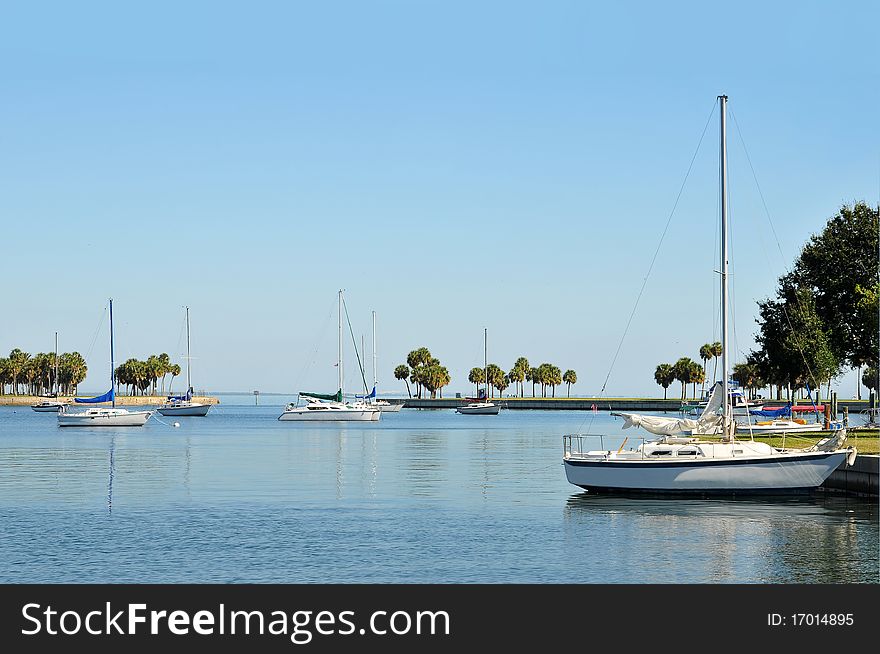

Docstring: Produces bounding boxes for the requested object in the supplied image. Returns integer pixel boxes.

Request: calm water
[0,399,877,583]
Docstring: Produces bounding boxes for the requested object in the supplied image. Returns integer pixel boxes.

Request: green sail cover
[300,390,342,402]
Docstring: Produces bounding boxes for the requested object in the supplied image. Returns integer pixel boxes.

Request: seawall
[823,455,878,497]
[0,395,220,406]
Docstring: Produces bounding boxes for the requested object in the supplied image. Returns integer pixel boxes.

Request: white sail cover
[612,382,724,437]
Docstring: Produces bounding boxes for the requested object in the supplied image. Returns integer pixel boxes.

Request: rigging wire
[730,109,828,397]
[575,100,718,435]
[341,295,370,395]
[290,296,336,398]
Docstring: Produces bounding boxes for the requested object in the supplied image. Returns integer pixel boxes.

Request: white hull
[157,403,211,416]
[735,420,822,434]
[31,403,66,412]
[375,402,403,412]
[279,408,380,421]
[564,448,849,493]
[456,403,500,415]
[58,408,152,427]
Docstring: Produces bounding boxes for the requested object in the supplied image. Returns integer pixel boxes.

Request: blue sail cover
[166,387,193,402]
[750,404,791,418]
[75,388,115,404]
[357,386,377,400]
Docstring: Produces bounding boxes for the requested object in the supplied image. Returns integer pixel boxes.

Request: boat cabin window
[650,450,673,456]
[676,449,699,456]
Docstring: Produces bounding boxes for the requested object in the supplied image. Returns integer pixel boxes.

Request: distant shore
[0,395,220,406]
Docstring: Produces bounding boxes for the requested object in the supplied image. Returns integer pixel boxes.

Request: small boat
[562,96,854,493]
[58,299,152,428]
[456,328,499,415]
[31,332,67,412]
[374,399,403,412]
[157,307,211,417]
[456,401,501,415]
[735,418,822,434]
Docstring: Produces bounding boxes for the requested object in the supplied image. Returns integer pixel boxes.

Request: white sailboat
[279,290,381,422]
[367,311,403,412]
[157,307,211,417]
[58,300,153,427]
[456,328,500,415]
[31,331,67,412]
[563,95,855,493]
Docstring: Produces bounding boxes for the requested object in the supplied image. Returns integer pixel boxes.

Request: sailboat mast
[338,290,344,399]
[372,311,377,392]
[484,328,488,399]
[109,299,116,408]
[719,94,730,438]
[185,306,192,392]
[54,331,58,396]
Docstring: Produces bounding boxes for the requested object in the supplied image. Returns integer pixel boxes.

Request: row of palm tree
[114,354,182,397]
[394,352,577,398]
[394,348,451,399]
[654,343,724,401]
[0,349,88,396]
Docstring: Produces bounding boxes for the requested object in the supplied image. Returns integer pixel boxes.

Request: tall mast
[484,328,488,399]
[372,311,377,392]
[54,331,58,396]
[338,290,344,398]
[109,298,115,408]
[185,306,192,392]
[719,94,730,439]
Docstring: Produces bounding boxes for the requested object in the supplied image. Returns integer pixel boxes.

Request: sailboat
[366,311,403,412]
[456,328,500,415]
[563,95,855,493]
[58,299,153,427]
[31,332,68,412]
[157,307,212,416]
[279,290,381,421]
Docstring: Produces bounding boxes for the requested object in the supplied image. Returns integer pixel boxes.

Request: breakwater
[0,395,220,406]
[823,455,878,497]
[403,397,873,412]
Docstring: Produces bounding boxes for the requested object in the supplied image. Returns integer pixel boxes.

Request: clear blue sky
[2,1,878,396]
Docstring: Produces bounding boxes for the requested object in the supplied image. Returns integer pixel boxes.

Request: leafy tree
[862,366,878,394]
[673,357,697,401]
[394,364,411,398]
[654,363,675,399]
[562,369,577,397]
[468,367,485,397]
[699,343,713,383]
[786,202,879,368]
[688,361,705,399]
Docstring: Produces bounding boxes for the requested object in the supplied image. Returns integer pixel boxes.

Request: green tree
[673,357,697,401]
[394,364,411,398]
[654,363,675,399]
[468,367,485,397]
[562,369,577,397]
[710,342,723,384]
[699,343,713,383]
[688,361,705,399]
[58,352,87,396]
[861,366,878,394]
[485,364,503,398]
[406,348,433,398]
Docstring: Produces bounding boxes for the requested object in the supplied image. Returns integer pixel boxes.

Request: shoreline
[0,395,220,406]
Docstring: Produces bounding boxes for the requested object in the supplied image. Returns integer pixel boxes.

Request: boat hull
[31,404,66,412]
[456,404,500,415]
[376,403,403,412]
[157,403,211,416]
[58,410,153,427]
[563,451,848,493]
[278,409,380,422]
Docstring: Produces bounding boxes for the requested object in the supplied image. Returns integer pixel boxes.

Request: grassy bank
[0,395,220,406]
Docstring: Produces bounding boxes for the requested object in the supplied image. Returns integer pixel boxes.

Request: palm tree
[468,367,485,397]
[673,357,696,401]
[654,363,675,399]
[711,341,723,383]
[528,367,539,397]
[485,364,503,398]
[512,357,530,396]
[394,364,411,397]
[562,370,577,397]
[689,361,705,399]
[508,364,525,398]
[59,352,87,396]
[699,343,713,383]
[8,349,30,395]
[547,365,562,397]
[167,364,182,393]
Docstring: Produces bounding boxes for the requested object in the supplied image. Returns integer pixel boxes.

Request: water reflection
[107,437,115,515]
[563,492,878,583]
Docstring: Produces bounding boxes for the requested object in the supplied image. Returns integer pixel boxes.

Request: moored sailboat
[58,300,153,427]
[563,95,854,493]
[456,328,500,415]
[157,307,211,417]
